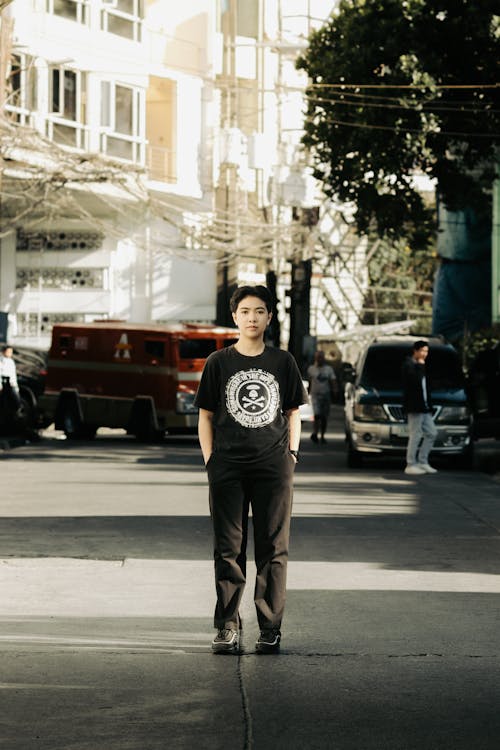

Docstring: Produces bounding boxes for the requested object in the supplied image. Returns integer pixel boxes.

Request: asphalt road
[0,411,499,750]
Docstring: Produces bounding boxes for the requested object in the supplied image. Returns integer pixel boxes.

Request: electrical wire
[303,92,500,115]
[302,82,500,90]
[304,113,499,139]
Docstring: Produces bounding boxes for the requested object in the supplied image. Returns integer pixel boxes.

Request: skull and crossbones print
[241,385,266,410]
[226,368,280,428]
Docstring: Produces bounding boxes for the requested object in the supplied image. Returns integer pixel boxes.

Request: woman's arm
[286,407,302,461]
[198,408,214,465]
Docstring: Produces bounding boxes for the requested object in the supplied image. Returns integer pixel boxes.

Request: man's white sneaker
[419,463,438,474]
[404,465,426,475]
[212,628,239,654]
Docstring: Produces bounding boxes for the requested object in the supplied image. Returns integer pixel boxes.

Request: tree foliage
[297,0,500,247]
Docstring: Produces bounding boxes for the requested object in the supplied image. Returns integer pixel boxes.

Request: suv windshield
[359,346,465,390]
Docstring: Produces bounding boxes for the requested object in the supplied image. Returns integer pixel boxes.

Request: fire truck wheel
[130,397,162,442]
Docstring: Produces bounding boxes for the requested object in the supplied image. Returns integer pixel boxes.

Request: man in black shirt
[401,340,438,475]
[195,285,308,654]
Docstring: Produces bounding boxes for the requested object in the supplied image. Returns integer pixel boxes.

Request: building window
[100,81,144,163]
[217,0,258,38]
[46,0,90,24]
[47,66,88,149]
[101,0,143,42]
[5,54,37,125]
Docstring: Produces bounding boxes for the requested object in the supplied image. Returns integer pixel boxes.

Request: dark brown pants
[206,450,295,631]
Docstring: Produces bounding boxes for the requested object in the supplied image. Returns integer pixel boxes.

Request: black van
[343,336,473,467]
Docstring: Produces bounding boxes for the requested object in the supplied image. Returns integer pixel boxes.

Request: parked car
[343,336,473,468]
[466,342,500,440]
[0,344,48,435]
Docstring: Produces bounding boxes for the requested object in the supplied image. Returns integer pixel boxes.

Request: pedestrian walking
[307,349,337,444]
[0,345,21,412]
[401,340,438,475]
[195,285,308,654]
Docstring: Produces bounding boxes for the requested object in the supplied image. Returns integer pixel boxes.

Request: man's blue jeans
[406,413,438,466]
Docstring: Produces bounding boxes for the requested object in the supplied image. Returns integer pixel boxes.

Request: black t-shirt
[194,345,308,463]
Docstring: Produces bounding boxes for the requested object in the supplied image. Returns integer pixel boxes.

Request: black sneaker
[310,433,318,443]
[255,628,281,654]
[212,628,239,654]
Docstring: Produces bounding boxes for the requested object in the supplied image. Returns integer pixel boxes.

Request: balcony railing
[4,106,36,128]
[100,132,145,164]
[46,117,89,150]
[146,145,177,184]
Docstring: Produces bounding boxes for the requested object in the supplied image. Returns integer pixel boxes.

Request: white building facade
[1,0,221,346]
[1,0,369,352]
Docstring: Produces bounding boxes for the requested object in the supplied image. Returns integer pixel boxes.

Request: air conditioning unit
[27,235,44,252]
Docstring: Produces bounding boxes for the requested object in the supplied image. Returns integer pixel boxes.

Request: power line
[305,114,500,139]
[304,82,499,90]
[305,92,500,115]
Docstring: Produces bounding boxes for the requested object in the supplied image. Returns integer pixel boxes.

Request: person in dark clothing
[401,340,438,475]
[195,285,308,654]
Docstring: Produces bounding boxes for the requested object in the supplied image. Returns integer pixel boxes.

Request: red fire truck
[39,321,238,439]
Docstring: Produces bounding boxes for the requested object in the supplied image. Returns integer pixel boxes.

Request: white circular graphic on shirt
[226,369,280,428]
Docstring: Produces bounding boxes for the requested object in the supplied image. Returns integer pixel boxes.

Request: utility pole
[265,268,281,347]
[215,0,238,327]
[493,166,500,324]
[287,257,311,374]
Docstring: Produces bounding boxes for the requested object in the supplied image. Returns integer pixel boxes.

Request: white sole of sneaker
[255,641,280,654]
[212,638,239,654]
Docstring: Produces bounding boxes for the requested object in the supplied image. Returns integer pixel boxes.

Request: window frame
[5,53,37,126]
[46,65,88,150]
[100,80,145,164]
[46,0,90,25]
[101,0,143,42]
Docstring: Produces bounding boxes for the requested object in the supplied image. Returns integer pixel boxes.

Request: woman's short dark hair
[229,285,273,313]
[413,340,429,351]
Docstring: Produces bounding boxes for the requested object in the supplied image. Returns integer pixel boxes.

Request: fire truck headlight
[176,391,198,414]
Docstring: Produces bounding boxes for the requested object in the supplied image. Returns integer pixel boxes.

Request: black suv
[343,336,473,467]
[0,345,48,435]
[467,342,500,440]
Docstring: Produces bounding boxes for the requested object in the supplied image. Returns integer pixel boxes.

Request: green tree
[297,0,499,247]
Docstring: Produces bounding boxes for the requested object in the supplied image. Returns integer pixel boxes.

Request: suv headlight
[436,406,470,424]
[353,403,388,422]
[176,391,198,414]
